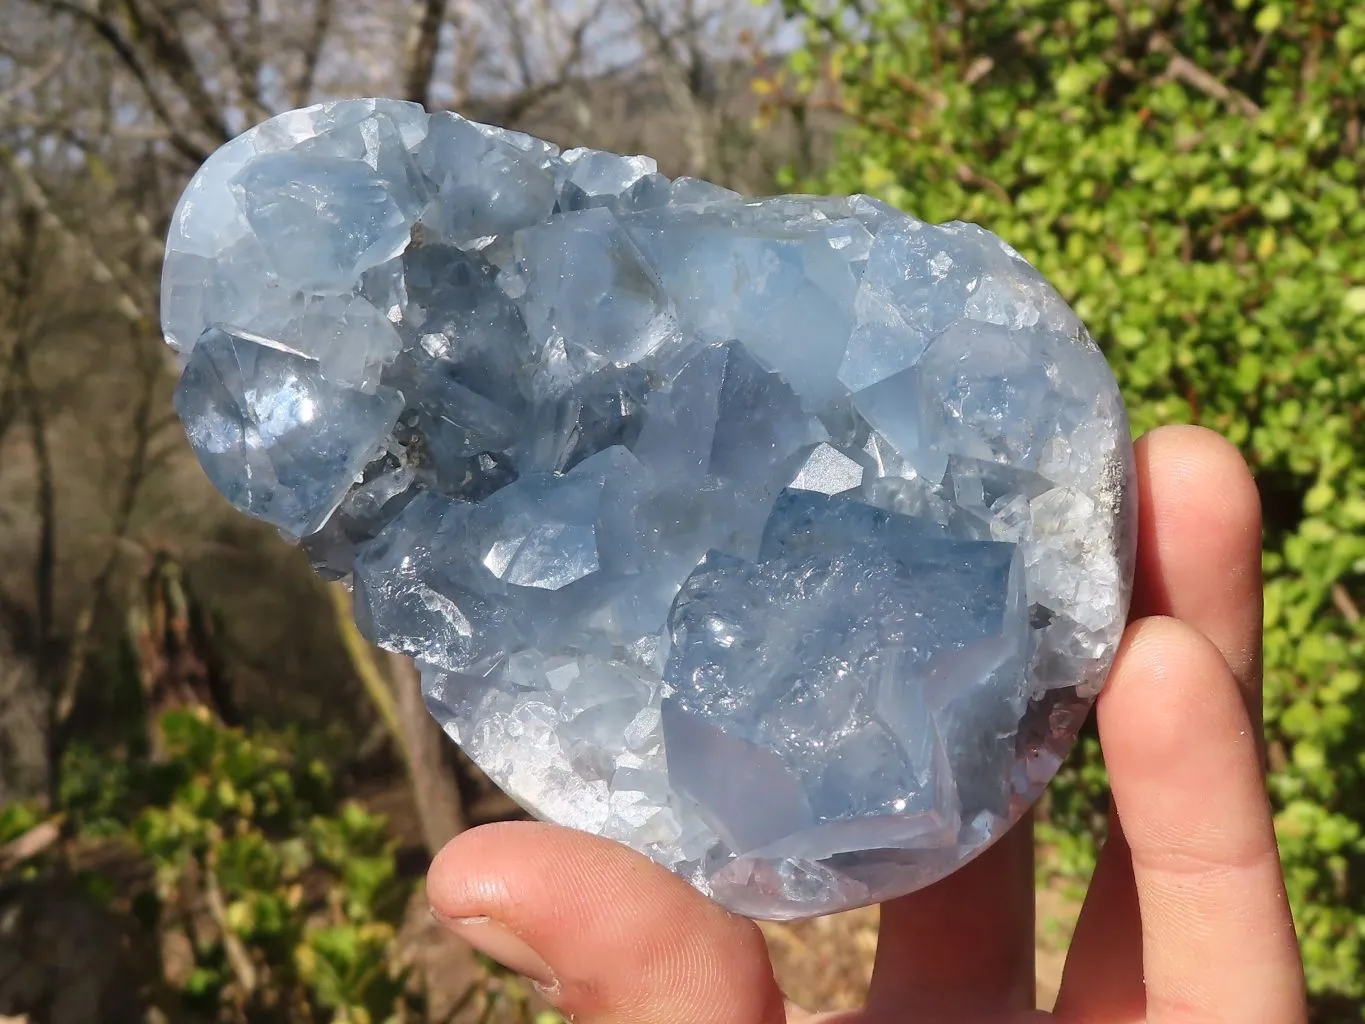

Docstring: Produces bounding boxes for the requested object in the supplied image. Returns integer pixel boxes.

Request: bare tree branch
[388,651,465,853]
[204,0,271,125]
[328,583,465,854]
[1149,33,1262,117]
[402,0,449,107]
[446,0,480,108]
[1333,582,1361,625]
[0,343,24,449]
[202,863,258,996]
[6,207,61,803]
[494,0,611,125]
[292,0,335,107]
[56,340,165,726]
[38,0,212,163]
[328,582,405,749]
[1104,0,1261,117]
[0,51,64,106]
[112,0,233,145]
[0,817,62,872]
[630,0,713,175]
[0,144,157,331]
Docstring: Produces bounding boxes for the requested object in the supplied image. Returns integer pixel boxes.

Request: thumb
[427,820,791,1024]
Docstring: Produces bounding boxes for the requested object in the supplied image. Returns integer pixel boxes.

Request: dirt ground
[750,884,1075,1013]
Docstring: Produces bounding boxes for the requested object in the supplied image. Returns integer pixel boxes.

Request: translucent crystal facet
[164,100,1137,920]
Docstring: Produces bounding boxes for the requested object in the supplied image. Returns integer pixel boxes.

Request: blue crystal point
[175,327,404,538]
[164,100,1136,920]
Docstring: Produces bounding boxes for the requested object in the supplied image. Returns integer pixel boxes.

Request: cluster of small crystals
[164,99,1136,920]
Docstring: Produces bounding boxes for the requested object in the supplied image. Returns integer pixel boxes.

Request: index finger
[1055,425,1278,1018]
[1096,616,1306,1022]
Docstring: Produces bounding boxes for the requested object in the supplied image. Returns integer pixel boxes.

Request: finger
[1128,424,1264,725]
[1057,618,1305,1022]
[867,426,1261,1016]
[426,820,791,1024]
[1049,815,1144,1021]
[865,818,1038,1017]
[1056,425,1268,1016]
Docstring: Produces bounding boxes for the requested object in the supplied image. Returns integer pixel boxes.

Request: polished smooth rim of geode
[163,98,1137,920]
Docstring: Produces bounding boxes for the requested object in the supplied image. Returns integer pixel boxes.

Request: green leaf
[1262,190,1293,220]
[1342,287,1365,314]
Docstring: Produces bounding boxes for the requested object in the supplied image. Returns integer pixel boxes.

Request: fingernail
[432,911,558,992]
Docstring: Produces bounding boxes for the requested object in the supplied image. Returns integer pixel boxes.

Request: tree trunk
[387,651,465,854]
[327,584,466,853]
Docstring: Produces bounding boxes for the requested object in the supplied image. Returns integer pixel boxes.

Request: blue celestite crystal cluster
[163,99,1136,919]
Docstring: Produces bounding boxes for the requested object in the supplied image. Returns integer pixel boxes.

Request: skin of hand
[426,424,1310,1024]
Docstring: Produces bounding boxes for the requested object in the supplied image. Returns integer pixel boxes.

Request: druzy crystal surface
[164,99,1136,919]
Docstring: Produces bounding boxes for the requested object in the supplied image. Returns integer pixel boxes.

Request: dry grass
[761,907,880,1013]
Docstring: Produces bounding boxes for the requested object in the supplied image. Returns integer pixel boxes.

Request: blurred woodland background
[1,0,1364,1021]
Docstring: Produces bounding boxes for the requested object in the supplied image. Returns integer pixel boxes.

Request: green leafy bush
[779,0,1365,1008]
[12,710,426,1022]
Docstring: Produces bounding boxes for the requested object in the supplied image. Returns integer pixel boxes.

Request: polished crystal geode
[163,99,1136,920]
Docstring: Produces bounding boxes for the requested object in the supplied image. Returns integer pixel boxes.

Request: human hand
[426,425,1308,1023]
